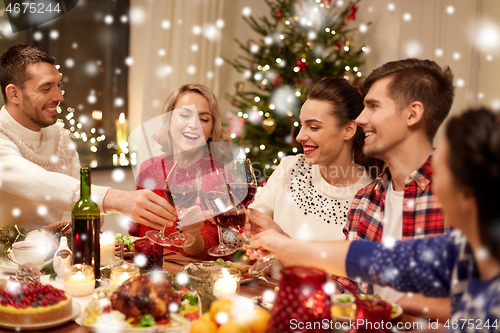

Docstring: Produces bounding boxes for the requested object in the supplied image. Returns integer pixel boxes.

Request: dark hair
[307,77,384,179]
[360,58,454,142]
[445,108,500,262]
[0,44,56,101]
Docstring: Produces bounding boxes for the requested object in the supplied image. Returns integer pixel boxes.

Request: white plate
[0,301,80,331]
[0,257,52,274]
[331,295,403,321]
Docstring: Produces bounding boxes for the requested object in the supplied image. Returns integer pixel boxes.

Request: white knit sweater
[250,154,372,241]
[0,106,109,230]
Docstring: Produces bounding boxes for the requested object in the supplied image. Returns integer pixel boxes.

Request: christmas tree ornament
[276,12,282,18]
[227,115,246,137]
[262,117,277,134]
[235,81,245,93]
[296,60,308,72]
[347,3,359,21]
[272,76,283,86]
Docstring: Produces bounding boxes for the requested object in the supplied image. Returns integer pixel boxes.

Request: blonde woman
[130,84,235,260]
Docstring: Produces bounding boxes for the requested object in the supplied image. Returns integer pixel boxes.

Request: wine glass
[200,170,238,257]
[225,158,274,274]
[146,162,200,247]
[208,195,274,274]
[226,158,257,208]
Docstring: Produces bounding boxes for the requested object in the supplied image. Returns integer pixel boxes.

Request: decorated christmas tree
[226,0,367,182]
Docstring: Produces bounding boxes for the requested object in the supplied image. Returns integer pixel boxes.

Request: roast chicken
[110,275,177,323]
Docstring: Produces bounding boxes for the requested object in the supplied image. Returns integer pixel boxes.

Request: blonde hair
[154,84,232,156]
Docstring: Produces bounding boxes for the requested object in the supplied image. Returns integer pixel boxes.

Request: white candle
[100,233,116,266]
[64,265,95,296]
[213,268,239,299]
[110,264,140,287]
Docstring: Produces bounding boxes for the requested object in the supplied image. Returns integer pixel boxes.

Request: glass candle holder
[110,263,140,287]
[212,268,240,299]
[64,264,95,297]
[268,266,332,333]
[134,239,163,270]
[354,299,392,333]
[100,232,116,266]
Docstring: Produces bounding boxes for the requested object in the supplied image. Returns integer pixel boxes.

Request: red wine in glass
[201,188,238,257]
[164,184,198,209]
[230,183,257,208]
[214,208,246,234]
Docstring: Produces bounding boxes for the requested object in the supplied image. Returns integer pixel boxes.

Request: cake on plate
[0,279,72,326]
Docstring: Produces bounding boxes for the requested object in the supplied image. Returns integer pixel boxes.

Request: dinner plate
[0,301,80,331]
[0,257,52,274]
[330,295,403,322]
[180,263,258,284]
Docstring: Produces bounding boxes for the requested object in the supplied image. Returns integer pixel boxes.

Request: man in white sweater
[0,44,176,230]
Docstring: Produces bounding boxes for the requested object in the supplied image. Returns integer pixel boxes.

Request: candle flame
[119,113,126,124]
[120,272,130,280]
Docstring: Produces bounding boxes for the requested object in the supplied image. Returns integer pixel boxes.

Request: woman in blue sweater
[246,108,500,331]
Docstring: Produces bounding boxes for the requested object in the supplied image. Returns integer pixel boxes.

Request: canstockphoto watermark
[289,319,424,331]
[3,0,79,32]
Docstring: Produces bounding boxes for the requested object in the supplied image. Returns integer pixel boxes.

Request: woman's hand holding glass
[243,229,290,261]
[243,208,287,240]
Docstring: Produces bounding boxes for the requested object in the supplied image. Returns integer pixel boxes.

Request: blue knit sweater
[347,230,500,332]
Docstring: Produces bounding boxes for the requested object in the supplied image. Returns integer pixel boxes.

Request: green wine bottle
[71,167,101,281]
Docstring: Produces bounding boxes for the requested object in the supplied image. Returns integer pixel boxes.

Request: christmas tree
[226,0,367,182]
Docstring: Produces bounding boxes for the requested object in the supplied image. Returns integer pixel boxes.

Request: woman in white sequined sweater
[249,77,383,277]
[250,77,382,242]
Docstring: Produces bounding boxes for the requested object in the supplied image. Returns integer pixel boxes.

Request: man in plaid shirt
[338,59,454,323]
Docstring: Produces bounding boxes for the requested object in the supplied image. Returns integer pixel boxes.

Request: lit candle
[110,264,140,287]
[213,268,240,299]
[100,233,116,266]
[64,264,95,296]
[115,113,128,151]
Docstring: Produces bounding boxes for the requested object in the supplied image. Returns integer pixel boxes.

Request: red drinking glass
[268,266,332,333]
[354,298,392,333]
[134,239,163,270]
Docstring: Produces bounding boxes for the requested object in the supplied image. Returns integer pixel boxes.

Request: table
[0,253,279,333]
[0,253,423,333]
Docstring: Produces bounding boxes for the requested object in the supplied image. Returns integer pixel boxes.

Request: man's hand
[243,229,290,260]
[103,189,177,230]
[242,208,286,240]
